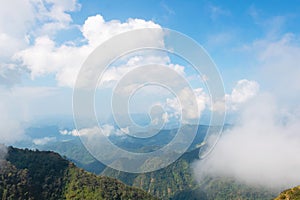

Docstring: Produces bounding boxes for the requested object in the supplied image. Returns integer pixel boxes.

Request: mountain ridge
[0,146,157,200]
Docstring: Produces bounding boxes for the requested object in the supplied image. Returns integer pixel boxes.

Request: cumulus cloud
[226,79,259,110]
[35,0,80,34]
[16,14,163,87]
[82,15,161,47]
[0,0,34,58]
[6,0,80,39]
[99,53,177,88]
[102,60,207,128]
[2,1,163,87]
[0,1,168,146]
[209,79,259,113]
[164,87,208,123]
[16,35,90,86]
[0,0,80,86]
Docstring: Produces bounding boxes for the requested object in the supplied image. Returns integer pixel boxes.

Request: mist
[194,93,300,190]
[194,84,300,190]
[0,144,7,168]
[193,30,300,191]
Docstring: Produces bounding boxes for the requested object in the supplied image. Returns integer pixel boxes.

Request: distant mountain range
[1,145,285,200]
[10,124,298,199]
[14,124,211,173]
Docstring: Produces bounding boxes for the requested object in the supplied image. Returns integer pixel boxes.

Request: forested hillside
[102,148,276,200]
[274,186,300,200]
[0,146,284,200]
[0,146,156,200]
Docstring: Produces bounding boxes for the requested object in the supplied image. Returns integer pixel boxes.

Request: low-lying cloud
[33,137,56,145]
[194,33,300,190]
[0,144,7,161]
[60,124,125,137]
[194,93,300,189]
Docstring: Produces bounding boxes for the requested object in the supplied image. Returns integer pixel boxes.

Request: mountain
[40,139,107,174]
[102,147,276,200]
[197,177,276,200]
[14,124,210,174]
[0,146,157,200]
[10,124,278,199]
[102,148,201,199]
[275,186,300,200]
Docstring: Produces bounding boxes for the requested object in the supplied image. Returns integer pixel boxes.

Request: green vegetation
[102,148,200,199]
[198,176,275,200]
[102,148,276,200]
[41,140,106,174]
[275,186,300,200]
[0,146,157,200]
[4,147,69,200]
[64,164,156,200]
[0,143,283,200]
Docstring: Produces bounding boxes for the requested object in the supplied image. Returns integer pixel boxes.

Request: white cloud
[194,94,300,189]
[0,0,80,86]
[1,1,165,89]
[0,0,80,53]
[98,53,186,90]
[59,129,78,136]
[16,14,163,87]
[209,79,259,113]
[0,88,30,145]
[0,33,27,59]
[0,86,64,145]
[33,136,56,145]
[16,35,90,86]
[226,79,259,110]
[31,0,80,35]
[164,87,208,123]
[2,0,164,89]
[162,112,170,123]
[99,54,171,87]
[60,124,125,137]
[240,33,300,102]
[0,101,25,144]
[82,15,161,47]
[257,33,300,101]
[194,34,300,190]
[208,4,231,20]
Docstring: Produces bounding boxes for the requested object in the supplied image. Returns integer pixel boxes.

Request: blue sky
[1,0,300,145]
[24,0,300,88]
[2,0,300,186]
